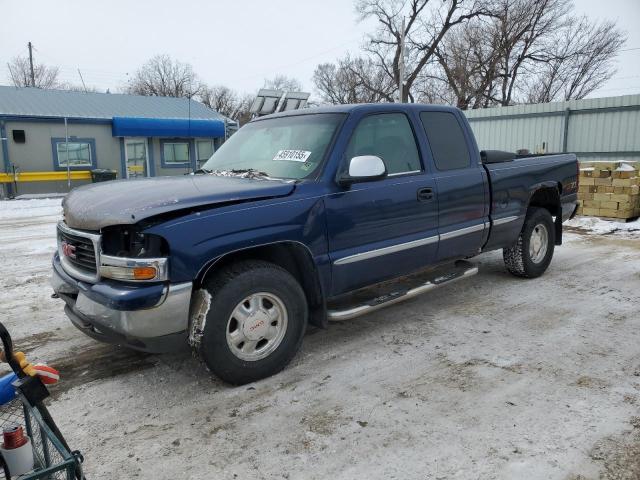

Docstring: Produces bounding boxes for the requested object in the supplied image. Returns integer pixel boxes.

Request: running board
[327,261,479,322]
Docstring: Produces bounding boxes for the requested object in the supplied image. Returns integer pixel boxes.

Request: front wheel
[503,207,555,278]
[198,260,308,385]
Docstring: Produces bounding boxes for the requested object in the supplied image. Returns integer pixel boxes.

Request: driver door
[324,112,439,295]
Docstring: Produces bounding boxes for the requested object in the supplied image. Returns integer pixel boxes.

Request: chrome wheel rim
[529,223,549,264]
[226,292,288,361]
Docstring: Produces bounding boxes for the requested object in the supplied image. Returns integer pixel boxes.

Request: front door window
[125,139,148,179]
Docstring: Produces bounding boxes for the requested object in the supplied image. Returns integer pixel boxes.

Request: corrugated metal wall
[464,94,640,164]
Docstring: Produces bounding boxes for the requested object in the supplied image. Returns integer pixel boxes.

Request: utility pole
[64,117,70,189]
[28,42,35,87]
[398,18,406,103]
[77,69,88,93]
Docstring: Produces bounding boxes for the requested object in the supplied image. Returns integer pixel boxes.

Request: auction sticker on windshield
[273,150,312,162]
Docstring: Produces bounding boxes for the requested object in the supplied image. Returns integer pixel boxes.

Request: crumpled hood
[63,175,295,230]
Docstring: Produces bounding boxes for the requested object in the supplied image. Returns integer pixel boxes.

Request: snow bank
[566,215,640,236]
[0,198,62,220]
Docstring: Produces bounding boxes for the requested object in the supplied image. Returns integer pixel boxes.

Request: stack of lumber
[577,161,640,220]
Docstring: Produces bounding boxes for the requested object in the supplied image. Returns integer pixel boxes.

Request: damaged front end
[52,220,192,353]
[188,289,212,350]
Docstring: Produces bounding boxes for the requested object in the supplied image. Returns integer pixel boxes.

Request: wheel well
[529,187,560,215]
[196,242,327,328]
[528,185,562,245]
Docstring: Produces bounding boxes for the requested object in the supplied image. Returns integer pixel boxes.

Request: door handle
[417,187,433,202]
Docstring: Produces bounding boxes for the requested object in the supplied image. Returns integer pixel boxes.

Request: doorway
[125,138,149,179]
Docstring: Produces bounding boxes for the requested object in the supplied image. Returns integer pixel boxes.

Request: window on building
[162,141,190,165]
[344,113,422,175]
[419,111,471,171]
[12,130,25,143]
[54,141,93,168]
[196,139,214,166]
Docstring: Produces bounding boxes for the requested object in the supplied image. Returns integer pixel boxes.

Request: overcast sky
[1,0,639,100]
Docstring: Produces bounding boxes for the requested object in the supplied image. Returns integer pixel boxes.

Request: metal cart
[0,323,84,479]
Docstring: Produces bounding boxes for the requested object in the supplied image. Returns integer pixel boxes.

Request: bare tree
[316,0,625,108]
[264,75,303,92]
[126,55,201,98]
[432,21,500,108]
[313,55,395,104]
[431,0,626,107]
[233,94,255,125]
[488,0,574,105]
[199,85,253,123]
[7,56,60,88]
[200,85,239,117]
[357,0,492,102]
[525,17,625,103]
[56,82,100,93]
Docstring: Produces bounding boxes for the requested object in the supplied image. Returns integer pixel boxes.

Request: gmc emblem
[61,241,77,259]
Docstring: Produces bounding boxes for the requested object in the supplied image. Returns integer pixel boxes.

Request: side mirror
[339,155,387,186]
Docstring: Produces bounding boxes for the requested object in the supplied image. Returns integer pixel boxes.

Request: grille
[58,226,98,275]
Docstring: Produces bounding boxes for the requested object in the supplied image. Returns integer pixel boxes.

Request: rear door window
[420,111,471,171]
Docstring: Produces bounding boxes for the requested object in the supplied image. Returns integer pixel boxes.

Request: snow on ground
[0,197,62,220]
[0,200,639,479]
[566,215,640,236]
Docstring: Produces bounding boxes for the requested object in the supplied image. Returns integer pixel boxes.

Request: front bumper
[51,253,192,353]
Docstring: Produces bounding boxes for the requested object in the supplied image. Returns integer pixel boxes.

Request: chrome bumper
[51,255,192,352]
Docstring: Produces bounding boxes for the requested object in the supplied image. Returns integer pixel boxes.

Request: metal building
[0,86,230,197]
[464,94,640,164]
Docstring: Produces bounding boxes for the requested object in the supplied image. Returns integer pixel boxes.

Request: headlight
[100,255,168,282]
[101,226,169,258]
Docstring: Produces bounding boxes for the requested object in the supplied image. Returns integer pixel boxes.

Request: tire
[198,260,308,385]
[503,207,555,278]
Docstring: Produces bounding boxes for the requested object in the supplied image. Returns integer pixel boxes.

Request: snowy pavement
[0,198,639,479]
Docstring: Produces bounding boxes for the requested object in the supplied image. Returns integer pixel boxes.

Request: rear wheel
[198,260,307,385]
[503,207,555,278]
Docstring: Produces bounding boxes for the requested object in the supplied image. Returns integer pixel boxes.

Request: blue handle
[0,372,18,405]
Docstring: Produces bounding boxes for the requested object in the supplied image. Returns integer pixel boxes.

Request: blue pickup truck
[52,103,578,384]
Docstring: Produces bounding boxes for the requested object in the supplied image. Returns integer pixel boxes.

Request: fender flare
[526,182,563,245]
[194,240,328,328]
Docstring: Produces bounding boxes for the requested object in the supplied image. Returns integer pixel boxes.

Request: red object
[2,424,27,449]
[61,241,77,259]
[34,364,60,385]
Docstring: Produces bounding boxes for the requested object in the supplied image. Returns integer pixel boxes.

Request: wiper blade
[230,168,271,177]
[206,168,276,180]
[194,168,212,174]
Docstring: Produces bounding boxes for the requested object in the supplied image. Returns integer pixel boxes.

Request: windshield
[202,113,345,179]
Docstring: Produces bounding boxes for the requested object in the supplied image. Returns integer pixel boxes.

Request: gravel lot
[0,199,639,479]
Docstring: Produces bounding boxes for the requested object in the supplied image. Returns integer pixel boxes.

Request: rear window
[420,112,471,171]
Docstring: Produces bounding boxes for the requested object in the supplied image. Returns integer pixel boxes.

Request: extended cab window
[345,113,421,175]
[420,111,471,171]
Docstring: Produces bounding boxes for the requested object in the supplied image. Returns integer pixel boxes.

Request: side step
[327,260,478,322]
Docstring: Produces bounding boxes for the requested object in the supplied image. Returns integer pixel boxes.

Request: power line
[231,35,362,83]
[27,42,35,87]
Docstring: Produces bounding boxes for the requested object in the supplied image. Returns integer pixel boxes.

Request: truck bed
[482,153,579,250]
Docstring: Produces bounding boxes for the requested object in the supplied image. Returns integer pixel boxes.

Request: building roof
[0,85,226,121]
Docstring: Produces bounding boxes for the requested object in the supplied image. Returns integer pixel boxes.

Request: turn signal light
[133,266,157,280]
[100,265,159,281]
[99,255,167,282]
